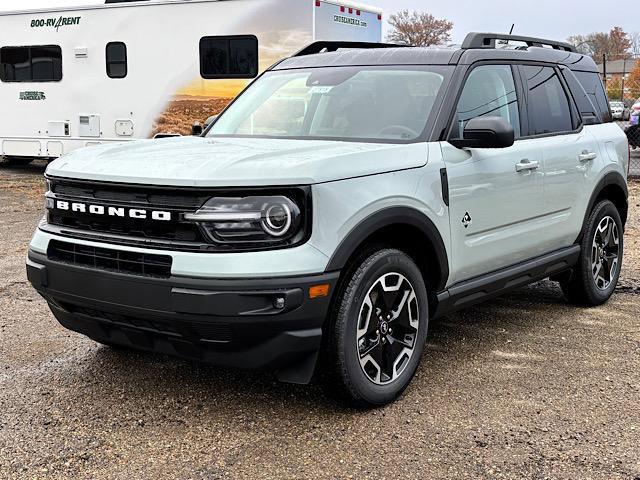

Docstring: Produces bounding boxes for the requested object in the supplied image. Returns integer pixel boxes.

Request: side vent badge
[462,212,472,229]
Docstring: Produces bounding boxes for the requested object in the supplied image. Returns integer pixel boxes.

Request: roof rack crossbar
[461,33,577,53]
[293,41,406,57]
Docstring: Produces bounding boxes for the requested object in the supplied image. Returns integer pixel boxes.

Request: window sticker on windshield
[309,86,334,95]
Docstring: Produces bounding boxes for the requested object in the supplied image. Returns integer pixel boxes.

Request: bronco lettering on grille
[52,200,172,222]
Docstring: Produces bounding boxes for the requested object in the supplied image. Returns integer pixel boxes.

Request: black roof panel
[274,48,457,69]
[274,44,599,74]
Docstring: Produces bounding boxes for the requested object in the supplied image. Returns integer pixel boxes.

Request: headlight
[183,195,305,247]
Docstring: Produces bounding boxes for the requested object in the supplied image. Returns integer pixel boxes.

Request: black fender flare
[325,206,450,292]
[578,171,628,241]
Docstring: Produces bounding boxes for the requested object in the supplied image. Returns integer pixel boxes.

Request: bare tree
[387,10,453,47]
[629,32,640,57]
[567,34,593,56]
[567,27,632,61]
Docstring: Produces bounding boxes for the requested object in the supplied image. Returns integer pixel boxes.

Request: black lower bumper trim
[27,250,339,383]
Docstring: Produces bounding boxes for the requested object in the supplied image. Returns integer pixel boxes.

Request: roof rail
[293,41,406,57]
[461,32,577,53]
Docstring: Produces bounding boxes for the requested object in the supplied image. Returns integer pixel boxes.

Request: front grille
[48,240,172,278]
[52,181,211,208]
[47,178,210,246]
[48,212,204,243]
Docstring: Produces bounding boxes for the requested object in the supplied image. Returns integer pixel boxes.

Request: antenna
[509,24,515,35]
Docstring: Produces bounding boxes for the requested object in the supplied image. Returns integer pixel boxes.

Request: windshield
[207,66,451,143]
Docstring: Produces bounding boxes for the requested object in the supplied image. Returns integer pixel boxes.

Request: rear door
[518,65,601,249]
[442,64,547,284]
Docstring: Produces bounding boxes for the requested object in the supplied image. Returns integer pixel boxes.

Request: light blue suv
[27,34,629,406]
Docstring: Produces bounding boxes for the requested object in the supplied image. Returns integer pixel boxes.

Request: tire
[560,200,624,306]
[323,249,429,408]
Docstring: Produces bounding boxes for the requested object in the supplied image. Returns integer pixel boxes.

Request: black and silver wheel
[561,200,624,306]
[357,273,420,385]
[590,216,620,291]
[324,249,428,407]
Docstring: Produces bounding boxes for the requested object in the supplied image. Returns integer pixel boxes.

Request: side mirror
[450,116,515,149]
[191,122,203,136]
[204,115,218,130]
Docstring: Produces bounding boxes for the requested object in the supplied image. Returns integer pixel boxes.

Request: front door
[442,64,547,285]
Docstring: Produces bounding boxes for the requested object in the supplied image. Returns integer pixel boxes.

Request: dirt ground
[0,160,638,480]
[152,97,231,137]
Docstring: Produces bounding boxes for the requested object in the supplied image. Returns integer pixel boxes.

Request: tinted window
[560,67,599,125]
[451,64,521,139]
[106,42,127,79]
[522,66,573,135]
[0,45,62,82]
[573,70,612,123]
[200,36,258,79]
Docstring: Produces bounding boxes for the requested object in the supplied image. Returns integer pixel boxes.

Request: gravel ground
[0,160,639,480]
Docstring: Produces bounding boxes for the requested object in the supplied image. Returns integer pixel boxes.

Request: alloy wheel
[591,216,620,291]
[356,273,420,385]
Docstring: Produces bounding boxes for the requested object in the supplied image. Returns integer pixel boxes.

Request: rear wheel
[560,200,623,306]
[323,249,429,407]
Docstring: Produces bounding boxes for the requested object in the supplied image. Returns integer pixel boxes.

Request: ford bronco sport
[27,34,629,407]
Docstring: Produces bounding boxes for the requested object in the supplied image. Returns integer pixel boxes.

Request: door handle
[578,151,598,163]
[515,159,539,172]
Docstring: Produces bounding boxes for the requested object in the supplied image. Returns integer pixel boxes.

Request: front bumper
[27,250,339,384]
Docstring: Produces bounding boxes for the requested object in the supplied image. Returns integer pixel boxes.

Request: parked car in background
[610,101,630,121]
[630,99,640,125]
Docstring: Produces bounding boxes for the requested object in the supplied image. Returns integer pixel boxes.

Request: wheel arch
[325,207,450,302]
[578,172,628,242]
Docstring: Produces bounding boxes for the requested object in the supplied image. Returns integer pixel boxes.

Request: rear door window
[521,66,573,135]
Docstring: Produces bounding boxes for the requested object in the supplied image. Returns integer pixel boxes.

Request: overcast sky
[1,0,637,44]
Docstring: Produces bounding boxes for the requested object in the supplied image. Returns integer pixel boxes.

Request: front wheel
[324,249,429,407]
[561,200,623,306]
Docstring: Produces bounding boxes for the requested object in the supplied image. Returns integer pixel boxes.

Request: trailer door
[314,1,382,43]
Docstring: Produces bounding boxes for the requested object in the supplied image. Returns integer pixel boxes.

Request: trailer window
[106,42,127,79]
[0,45,62,82]
[200,35,258,79]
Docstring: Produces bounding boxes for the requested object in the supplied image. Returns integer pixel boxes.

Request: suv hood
[46,137,428,186]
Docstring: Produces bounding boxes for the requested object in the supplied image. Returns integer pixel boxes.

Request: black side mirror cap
[191,122,203,136]
[450,116,515,149]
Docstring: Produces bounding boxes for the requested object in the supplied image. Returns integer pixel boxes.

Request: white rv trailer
[0,0,383,164]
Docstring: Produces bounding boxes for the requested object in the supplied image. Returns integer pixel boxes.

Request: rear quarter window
[572,70,611,123]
